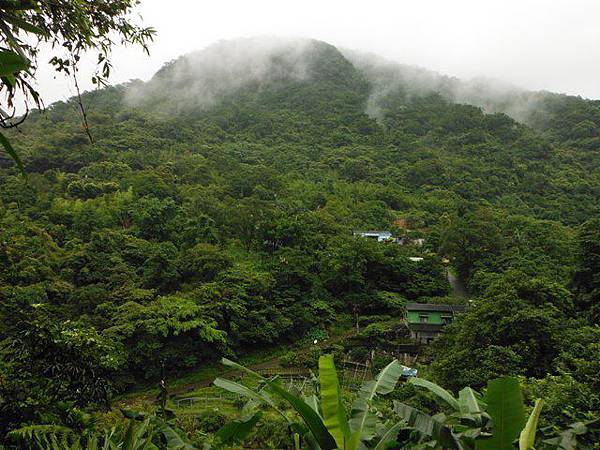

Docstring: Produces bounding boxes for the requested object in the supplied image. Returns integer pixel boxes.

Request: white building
[355,230,393,242]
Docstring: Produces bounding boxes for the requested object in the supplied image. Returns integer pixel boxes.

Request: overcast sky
[34,0,600,106]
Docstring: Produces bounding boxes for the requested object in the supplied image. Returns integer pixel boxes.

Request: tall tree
[572,217,600,324]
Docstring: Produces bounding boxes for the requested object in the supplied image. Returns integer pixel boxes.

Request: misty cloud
[125,37,321,113]
[342,48,548,124]
[124,35,560,126]
[31,1,600,111]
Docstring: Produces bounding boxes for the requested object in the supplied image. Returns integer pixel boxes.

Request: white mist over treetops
[124,36,563,126]
[125,37,324,113]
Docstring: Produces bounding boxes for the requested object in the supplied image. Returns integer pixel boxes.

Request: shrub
[197,409,227,433]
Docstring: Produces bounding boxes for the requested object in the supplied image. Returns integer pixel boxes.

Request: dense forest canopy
[1,37,599,446]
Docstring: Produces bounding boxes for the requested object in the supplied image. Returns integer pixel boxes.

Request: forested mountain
[1,38,599,444]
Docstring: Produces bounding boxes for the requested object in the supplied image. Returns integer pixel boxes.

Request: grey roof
[406,303,466,313]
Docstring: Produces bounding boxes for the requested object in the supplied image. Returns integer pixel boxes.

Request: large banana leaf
[373,421,406,450]
[458,387,483,415]
[476,377,525,450]
[393,401,464,450]
[221,357,264,378]
[213,377,275,407]
[154,420,196,449]
[349,359,404,442]
[218,358,337,449]
[267,379,338,450]
[409,377,460,411]
[304,394,322,416]
[519,399,543,450]
[118,418,146,450]
[350,396,378,443]
[359,360,404,398]
[213,412,261,449]
[319,354,352,448]
[214,377,288,421]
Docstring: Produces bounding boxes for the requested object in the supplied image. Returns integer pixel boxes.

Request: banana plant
[409,377,487,423]
[540,418,600,450]
[399,376,490,447]
[214,357,337,449]
[392,401,466,449]
[405,376,546,450]
[211,412,262,449]
[519,399,543,450]
[213,355,407,449]
[348,356,405,444]
[475,377,526,450]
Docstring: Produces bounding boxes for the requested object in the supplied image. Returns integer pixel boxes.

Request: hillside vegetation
[1,38,599,447]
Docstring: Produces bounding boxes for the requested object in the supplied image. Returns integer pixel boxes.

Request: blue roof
[402,366,418,377]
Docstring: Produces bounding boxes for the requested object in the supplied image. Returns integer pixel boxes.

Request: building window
[442,315,452,325]
[419,314,428,323]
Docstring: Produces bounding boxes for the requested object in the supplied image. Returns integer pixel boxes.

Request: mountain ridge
[39,36,600,149]
[3,36,600,226]
[13,36,600,146]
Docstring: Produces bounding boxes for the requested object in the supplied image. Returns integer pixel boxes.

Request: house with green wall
[406,303,465,344]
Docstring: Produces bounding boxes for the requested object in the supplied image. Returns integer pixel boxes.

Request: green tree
[430,273,563,389]
[102,296,227,378]
[178,243,232,285]
[0,0,155,168]
[439,207,507,282]
[572,217,600,323]
[0,299,124,434]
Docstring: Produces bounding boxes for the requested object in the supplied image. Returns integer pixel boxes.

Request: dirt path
[447,269,470,299]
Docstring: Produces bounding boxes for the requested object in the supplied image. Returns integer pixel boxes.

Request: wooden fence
[255,367,310,377]
[175,360,376,409]
[175,391,239,409]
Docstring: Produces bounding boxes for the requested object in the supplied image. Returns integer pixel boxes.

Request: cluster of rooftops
[355,229,465,345]
[354,230,425,246]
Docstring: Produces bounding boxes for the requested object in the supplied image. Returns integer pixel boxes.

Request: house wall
[411,329,439,344]
[407,311,444,324]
